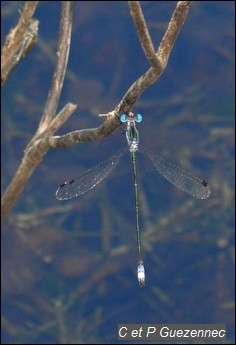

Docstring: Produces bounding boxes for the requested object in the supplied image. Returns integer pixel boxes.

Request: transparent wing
[56,148,128,200]
[139,145,211,199]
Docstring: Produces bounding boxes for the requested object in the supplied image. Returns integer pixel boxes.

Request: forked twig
[49,1,192,148]
[1,1,39,85]
[1,1,192,221]
[2,2,75,221]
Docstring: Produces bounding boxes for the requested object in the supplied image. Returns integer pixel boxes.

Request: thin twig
[36,1,73,134]
[1,1,192,221]
[1,104,77,223]
[49,113,120,148]
[115,1,192,114]
[49,1,192,147]
[1,1,39,85]
[157,1,192,64]
[1,2,74,221]
[128,1,164,70]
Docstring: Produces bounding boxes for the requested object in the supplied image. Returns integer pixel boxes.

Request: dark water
[1,1,234,344]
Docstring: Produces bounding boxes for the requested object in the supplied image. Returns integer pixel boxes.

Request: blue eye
[120,114,127,123]
[136,114,142,123]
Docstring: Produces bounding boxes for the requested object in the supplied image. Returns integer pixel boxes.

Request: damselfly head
[120,112,142,124]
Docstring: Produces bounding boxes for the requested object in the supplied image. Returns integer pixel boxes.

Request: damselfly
[56,113,211,287]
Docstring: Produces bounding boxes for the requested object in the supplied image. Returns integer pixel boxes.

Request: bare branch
[157,1,192,65]
[1,138,48,223]
[1,1,192,221]
[129,1,192,69]
[128,1,164,70]
[1,101,77,222]
[1,1,39,85]
[1,2,74,221]
[115,1,192,114]
[25,103,77,152]
[49,113,120,148]
[50,1,192,147]
[45,103,78,138]
[36,1,73,134]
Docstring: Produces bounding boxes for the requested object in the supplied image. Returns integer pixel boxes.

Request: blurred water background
[1,1,234,344]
